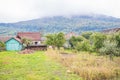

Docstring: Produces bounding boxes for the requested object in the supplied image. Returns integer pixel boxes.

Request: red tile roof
[65,32,78,39]
[17,32,41,41]
[12,37,22,43]
[0,37,22,43]
[0,37,12,42]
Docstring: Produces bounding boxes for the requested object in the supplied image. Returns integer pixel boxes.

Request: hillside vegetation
[0,14,120,36]
[44,31,120,80]
[46,48,120,80]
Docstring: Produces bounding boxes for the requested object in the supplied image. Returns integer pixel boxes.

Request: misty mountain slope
[0,14,120,36]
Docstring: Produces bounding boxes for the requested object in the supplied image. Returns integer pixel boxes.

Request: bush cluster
[0,41,5,51]
[69,32,120,57]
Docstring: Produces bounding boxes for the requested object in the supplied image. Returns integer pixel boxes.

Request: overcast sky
[0,0,120,23]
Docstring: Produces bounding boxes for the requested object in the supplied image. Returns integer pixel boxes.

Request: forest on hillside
[0,15,120,36]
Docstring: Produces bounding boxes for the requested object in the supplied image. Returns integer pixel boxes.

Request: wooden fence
[26,45,47,51]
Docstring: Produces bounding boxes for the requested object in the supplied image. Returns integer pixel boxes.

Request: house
[0,32,47,51]
[17,32,41,45]
[0,37,11,50]
[16,32,47,51]
[0,37,22,51]
[5,37,22,51]
[64,32,78,48]
[65,32,78,40]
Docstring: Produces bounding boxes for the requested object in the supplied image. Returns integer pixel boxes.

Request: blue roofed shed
[5,37,22,51]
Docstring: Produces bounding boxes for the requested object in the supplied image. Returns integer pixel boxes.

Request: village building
[17,32,41,45]
[0,32,47,51]
[5,37,22,51]
[65,32,78,40]
[64,32,78,48]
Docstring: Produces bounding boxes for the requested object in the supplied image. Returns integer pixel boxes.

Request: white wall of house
[32,41,41,45]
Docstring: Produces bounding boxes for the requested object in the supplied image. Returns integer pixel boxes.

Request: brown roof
[17,32,41,41]
[65,32,78,39]
[0,37,22,43]
[12,37,22,43]
[0,37,12,42]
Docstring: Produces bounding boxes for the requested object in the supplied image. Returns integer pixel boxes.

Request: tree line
[0,31,120,59]
[45,32,120,60]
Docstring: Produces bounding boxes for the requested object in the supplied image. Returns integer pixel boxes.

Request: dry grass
[46,48,120,80]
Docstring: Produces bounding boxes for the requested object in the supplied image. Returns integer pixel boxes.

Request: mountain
[102,28,120,34]
[0,14,120,36]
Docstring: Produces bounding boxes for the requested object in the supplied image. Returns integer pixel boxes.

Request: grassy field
[46,49,120,80]
[0,51,81,80]
[0,50,120,80]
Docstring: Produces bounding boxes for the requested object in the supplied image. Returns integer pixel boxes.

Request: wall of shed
[5,38,22,51]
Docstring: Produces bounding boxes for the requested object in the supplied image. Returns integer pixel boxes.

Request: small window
[35,42,38,45]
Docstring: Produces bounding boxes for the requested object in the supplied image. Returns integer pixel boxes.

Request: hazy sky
[0,0,120,23]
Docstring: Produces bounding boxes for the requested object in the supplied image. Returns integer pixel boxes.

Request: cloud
[0,0,120,22]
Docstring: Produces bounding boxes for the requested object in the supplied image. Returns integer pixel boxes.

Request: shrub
[46,49,120,80]
[81,32,93,39]
[108,32,120,48]
[99,40,120,60]
[69,36,85,48]
[46,32,66,49]
[90,32,106,52]
[0,41,5,51]
[114,32,120,48]
[75,40,91,51]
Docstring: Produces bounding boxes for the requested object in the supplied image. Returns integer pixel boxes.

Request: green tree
[46,32,66,48]
[46,34,56,47]
[90,32,106,52]
[0,41,5,47]
[107,32,120,48]
[21,38,31,48]
[0,41,5,51]
[114,32,120,47]
[75,40,91,51]
[69,36,85,48]
[99,40,120,60]
[56,32,66,48]
[81,32,93,39]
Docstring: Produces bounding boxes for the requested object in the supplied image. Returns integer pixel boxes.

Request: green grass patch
[62,49,97,55]
[0,51,81,80]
